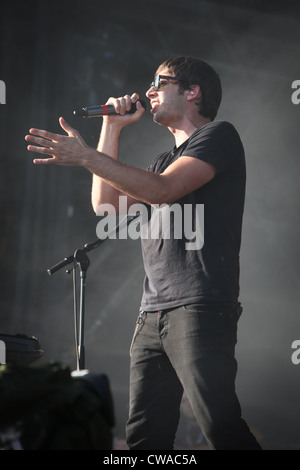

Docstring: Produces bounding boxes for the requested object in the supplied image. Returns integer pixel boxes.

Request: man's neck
[169,116,211,148]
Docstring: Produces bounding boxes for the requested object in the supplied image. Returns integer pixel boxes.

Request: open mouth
[150,102,159,113]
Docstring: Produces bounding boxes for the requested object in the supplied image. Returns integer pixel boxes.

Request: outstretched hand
[25,117,90,166]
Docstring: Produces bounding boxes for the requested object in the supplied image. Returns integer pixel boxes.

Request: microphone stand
[47,215,138,370]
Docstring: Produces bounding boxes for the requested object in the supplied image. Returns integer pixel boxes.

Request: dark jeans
[126,304,261,450]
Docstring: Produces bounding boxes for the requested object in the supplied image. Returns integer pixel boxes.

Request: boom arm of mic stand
[47,240,107,276]
[46,214,139,370]
[47,215,139,276]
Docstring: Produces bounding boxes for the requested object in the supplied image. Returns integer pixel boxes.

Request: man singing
[26,56,261,450]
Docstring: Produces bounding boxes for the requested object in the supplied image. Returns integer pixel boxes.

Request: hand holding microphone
[73,93,146,118]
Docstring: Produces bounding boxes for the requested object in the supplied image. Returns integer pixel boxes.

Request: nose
[146,84,157,99]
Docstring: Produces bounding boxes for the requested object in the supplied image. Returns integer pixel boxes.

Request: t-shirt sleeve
[181,121,244,174]
[147,152,171,173]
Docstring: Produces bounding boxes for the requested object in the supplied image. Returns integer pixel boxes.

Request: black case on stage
[0,333,44,364]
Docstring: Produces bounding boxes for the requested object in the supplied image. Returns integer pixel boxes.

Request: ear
[186,84,201,101]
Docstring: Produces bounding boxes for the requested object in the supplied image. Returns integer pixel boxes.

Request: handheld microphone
[73,99,146,118]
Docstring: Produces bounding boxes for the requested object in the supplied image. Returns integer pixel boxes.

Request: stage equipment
[47,215,138,370]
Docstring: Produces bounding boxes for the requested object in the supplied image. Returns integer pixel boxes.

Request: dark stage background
[1,0,300,450]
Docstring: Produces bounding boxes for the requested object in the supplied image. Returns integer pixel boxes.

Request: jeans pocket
[130,311,147,356]
[184,303,242,321]
[184,304,206,312]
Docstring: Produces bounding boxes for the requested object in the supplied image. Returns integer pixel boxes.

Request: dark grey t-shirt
[140,120,246,311]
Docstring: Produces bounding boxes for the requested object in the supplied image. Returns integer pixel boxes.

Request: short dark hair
[156,56,222,121]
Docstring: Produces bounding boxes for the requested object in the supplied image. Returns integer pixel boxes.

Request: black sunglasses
[149,75,180,91]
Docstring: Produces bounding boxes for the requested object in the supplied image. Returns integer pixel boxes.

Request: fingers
[27,128,59,141]
[33,157,57,165]
[26,118,77,144]
[25,117,81,157]
[59,116,78,137]
[25,135,53,148]
[25,119,63,148]
[26,140,56,165]
[25,131,57,159]
[106,93,142,116]
[131,92,140,103]
[25,118,87,167]
[25,123,61,164]
[106,95,132,115]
